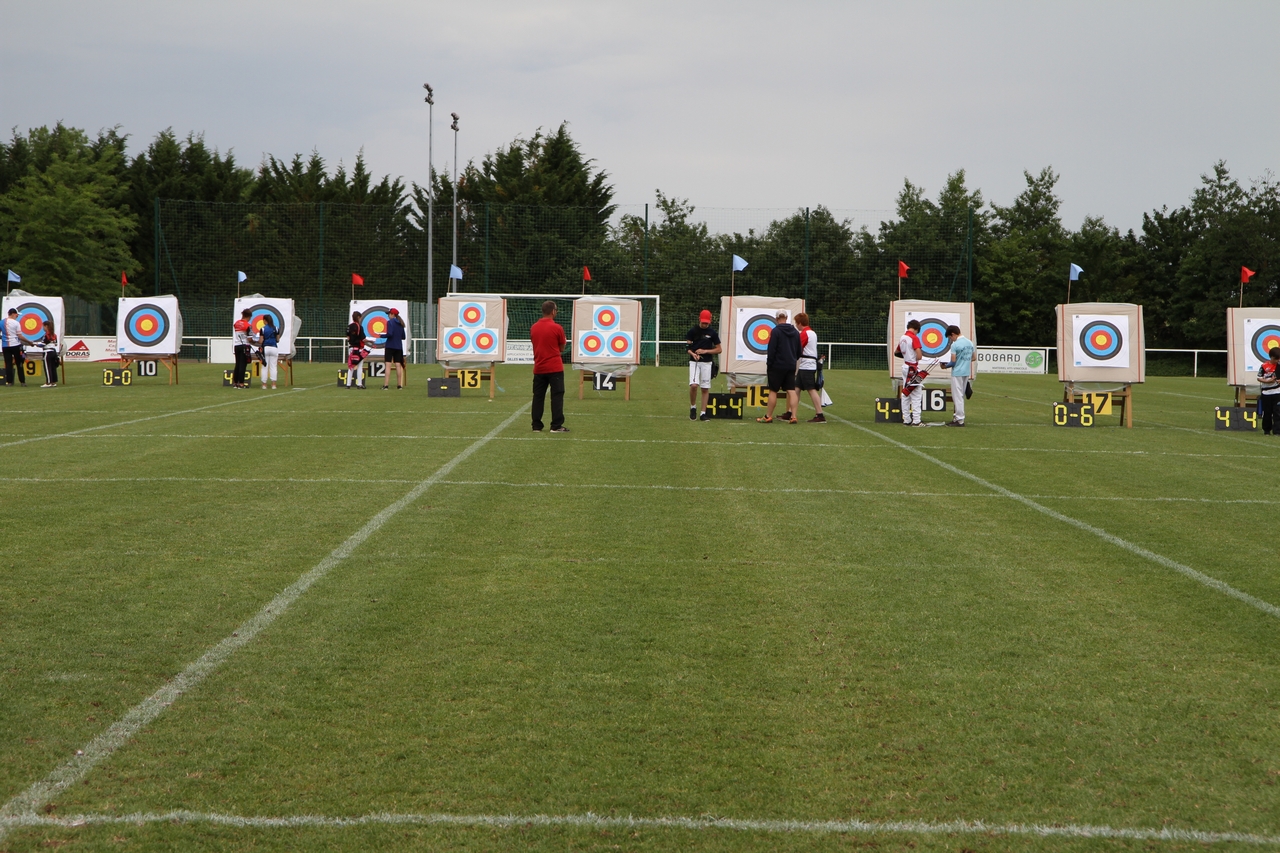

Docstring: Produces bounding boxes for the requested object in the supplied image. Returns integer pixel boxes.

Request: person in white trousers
[943,326,974,425]
[257,318,280,389]
[897,319,923,426]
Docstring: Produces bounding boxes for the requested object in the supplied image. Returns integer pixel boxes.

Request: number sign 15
[745,385,770,407]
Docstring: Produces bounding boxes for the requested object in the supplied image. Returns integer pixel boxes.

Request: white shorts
[689,361,712,388]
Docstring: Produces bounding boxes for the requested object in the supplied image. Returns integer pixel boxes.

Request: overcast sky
[3,1,1278,232]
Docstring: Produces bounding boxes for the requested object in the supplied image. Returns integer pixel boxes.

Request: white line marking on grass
[4,810,1278,846]
[0,403,531,839]
[0,389,314,450]
[830,415,1280,622]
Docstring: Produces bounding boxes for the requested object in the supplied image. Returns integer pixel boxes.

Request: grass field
[1,362,1278,852]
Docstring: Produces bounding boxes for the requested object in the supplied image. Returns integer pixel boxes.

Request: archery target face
[593,304,620,331]
[245,303,285,337]
[14,303,53,339]
[578,331,605,356]
[444,329,471,354]
[904,312,961,358]
[360,306,393,346]
[459,302,485,327]
[472,329,498,355]
[1244,318,1280,372]
[123,303,171,348]
[737,308,786,361]
[606,331,634,358]
[1072,314,1130,368]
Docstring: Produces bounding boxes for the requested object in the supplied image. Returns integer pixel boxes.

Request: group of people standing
[2,307,59,388]
[897,318,975,426]
[343,308,406,390]
[230,309,282,390]
[686,309,827,424]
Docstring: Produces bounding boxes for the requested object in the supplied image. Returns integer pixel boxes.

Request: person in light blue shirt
[943,325,975,426]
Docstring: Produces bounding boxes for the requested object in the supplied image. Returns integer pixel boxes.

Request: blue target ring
[443,328,471,354]
[1079,320,1122,360]
[1249,324,1280,363]
[472,329,498,355]
[916,318,952,358]
[124,304,170,347]
[360,306,393,346]
[459,302,485,328]
[742,314,775,356]
[246,303,285,338]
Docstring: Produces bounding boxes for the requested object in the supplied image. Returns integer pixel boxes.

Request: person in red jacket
[530,300,569,432]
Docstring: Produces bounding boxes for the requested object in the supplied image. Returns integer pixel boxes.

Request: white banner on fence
[62,336,118,363]
[504,340,535,365]
[976,347,1048,374]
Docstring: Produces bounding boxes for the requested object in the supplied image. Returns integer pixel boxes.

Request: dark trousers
[44,350,58,384]
[233,345,250,386]
[1262,393,1280,434]
[531,370,565,430]
[3,346,24,385]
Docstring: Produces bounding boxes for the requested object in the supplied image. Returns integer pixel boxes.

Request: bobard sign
[976,347,1047,375]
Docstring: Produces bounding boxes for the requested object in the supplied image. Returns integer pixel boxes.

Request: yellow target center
[140,318,155,333]
[1093,333,1108,346]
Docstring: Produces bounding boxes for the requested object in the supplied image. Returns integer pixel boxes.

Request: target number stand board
[1062,385,1130,427]
[443,366,495,398]
[117,354,177,385]
[705,392,745,419]
[578,369,630,399]
[1214,406,1259,431]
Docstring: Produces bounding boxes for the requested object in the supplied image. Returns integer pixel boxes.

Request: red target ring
[581,332,604,355]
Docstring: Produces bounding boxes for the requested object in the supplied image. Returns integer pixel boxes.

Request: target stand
[1233,386,1260,408]
[1063,382,1132,428]
[442,363,496,399]
[578,368,631,400]
[118,354,179,385]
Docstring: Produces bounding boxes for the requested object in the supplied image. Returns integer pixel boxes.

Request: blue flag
[449,264,463,280]
[732,254,748,272]
[6,270,19,284]
[237,271,248,283]
[1069,263,1083,281]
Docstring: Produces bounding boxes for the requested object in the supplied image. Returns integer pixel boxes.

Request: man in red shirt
[232,309,252,388]
[529,300,569,432]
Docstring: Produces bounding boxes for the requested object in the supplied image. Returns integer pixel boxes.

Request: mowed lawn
[1,363,1278,852]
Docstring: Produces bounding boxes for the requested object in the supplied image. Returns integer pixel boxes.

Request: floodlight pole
[451,112,460,294]
[423,83,435,344]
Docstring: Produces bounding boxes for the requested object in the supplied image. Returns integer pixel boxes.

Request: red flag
[583,266,592,281]
[121,271,128,285]
[898,260,910,279]
[1242,266,1257,284]
[352,273,364,286]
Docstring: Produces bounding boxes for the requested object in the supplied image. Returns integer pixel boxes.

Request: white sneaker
[40,383,54,388]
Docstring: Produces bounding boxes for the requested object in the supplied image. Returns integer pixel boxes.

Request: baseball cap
[389,308,399,316]
[699,309,712,323]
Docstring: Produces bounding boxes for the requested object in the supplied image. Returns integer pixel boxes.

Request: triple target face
[575,303,635,361]
[1072,314,1130,368]
[439,298,503,359]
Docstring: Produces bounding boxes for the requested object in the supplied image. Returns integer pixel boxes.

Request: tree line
[1,121,1275,346]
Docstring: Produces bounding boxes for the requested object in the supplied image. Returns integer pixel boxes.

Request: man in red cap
[686,309,722,421]
[382,307,406,389]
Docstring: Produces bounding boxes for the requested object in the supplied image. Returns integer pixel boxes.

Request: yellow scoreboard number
[457,369,482,389]
[1082,392,1112,415]
[745,385,770,407]
[1214,407,1257,431]
[705,392,745,419]
[102,368,133,386]
[1052,402,1094,427]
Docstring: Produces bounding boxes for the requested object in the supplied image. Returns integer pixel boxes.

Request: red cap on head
[699,310,712,323]
[389,308,399,316]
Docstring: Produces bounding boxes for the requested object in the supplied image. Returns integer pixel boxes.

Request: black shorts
[384,348,405,365]
[796,369,819,390]
[767,368,796,392]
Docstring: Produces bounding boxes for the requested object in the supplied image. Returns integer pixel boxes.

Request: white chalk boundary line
[0,388,315,450]
[0,403,531,839]
[830,414,1280,621]
[0,476,1274,507]
[3,809,1278,846]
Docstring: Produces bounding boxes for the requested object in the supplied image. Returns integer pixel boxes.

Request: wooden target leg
[579,370,585,400]
[489,363,495,399]
[625,374,631,401]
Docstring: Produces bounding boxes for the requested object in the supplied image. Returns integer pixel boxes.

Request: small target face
[742,314,775,356]
[246,303,285,336]
[608,331,634,358]
[123,303,171,347]
[444,329,471,353]
[360,306,393,345]
[14,303,52,338]
[472,329,498,355]
[1250,324,1280,363]
[580,332,604,355]
[1079,319,1123,360]
[593,305,619,330]
[917,318,952,358]
[459,302,485,327]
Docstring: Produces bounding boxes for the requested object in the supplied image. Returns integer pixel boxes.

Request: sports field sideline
[1,363,1278,852]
